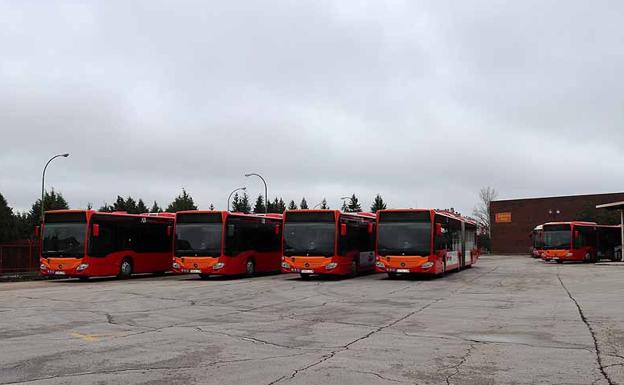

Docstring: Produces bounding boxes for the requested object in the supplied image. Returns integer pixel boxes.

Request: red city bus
[173,211,283,278]
[541,222,598,263]
[374,209,479,278]
[530,225,544,258]
[39,210,174,280]
[281,210,376,278]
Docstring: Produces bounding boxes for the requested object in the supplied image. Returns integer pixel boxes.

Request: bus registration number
[301,269,314,274]
[190,269,201,274]
[54,271,66,275]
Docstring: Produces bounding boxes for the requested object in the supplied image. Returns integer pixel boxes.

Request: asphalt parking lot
[1,256,623,385]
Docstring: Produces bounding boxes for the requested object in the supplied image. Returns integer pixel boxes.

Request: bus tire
[118,258,133,279]
[300,273,311,280]
[584,253,592,263]
[245,259,255,277]
[349,261,358,277]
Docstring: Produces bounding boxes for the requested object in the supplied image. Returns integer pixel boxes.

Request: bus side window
[90,222,115,257]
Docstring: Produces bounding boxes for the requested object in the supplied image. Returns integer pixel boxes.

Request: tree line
[0,190,388,242]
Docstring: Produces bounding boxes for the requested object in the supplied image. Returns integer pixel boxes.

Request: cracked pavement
[1,256,623,384]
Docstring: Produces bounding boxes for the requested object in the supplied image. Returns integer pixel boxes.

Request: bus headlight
[40,263,46,270]
[213,263,225,270]
[566,253,573,257]
[281,262,291,269]
[172,262,180,269]
[76,263,89,272]
[375,261,385,268]
[325,263,338,270]
[421,262,434,269]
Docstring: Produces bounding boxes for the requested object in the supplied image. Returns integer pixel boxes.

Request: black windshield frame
[175,223,223,257]
[543,224,572,250]
[377,211,432,256]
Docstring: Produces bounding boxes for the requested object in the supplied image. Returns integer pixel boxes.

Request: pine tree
[231,193,241,212]
[346,194,362,213]
[268,198,280,213]
[0,193,17,243]
[370,194,387,213]
[300,197,309,209]
[341,200,348,212]
[113,196,126,211]
[150,201,163,213]
[166,189,198,213]
[29,189,70,225]
[320,198,329,209]
[253,194,266,214]
[239,193,252,214]
[99,203,114,212]
[125,197,139,214]
[87,202,93,210]
[277,198,286,213]
[136,199,148,214]
[209,204,215,211]
[287,200,297,210]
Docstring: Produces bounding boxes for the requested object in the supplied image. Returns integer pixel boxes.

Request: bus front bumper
[173,257,225,275]
[281,256,351,275]
[39,258,89,277]
[375,256,438,274]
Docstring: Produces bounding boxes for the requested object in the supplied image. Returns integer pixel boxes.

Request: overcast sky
[1,0,623,215]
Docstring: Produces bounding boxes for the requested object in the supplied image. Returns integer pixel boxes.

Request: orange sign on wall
[495,212,512,223]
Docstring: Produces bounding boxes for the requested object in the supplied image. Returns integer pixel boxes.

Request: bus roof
[543,221,597,227]
[175,210,283,220]
[378,208,477,226]
[44,210,174,221]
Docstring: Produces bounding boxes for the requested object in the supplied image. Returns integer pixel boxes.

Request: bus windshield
[378,211,431,256]
[175,223,222,256]
[543,225,571,249]
[284,212,335,256]
[42,223,86,257]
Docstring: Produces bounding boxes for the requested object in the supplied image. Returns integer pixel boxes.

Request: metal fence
[0,241,39,274]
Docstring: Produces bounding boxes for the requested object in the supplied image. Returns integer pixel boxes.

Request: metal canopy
[596,201,624,210]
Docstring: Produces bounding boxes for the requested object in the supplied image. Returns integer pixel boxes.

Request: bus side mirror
[167,225,172,237]
[435,223,442,236]
[340,223,347,236]
[275,224,281,235]
[35,226,40,238]
[368,223,374,234]
[93,224,100,237]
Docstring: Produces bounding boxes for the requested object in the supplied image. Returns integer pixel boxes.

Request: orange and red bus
[530,224,544,258]
[374,209,479,278]
[39,210,174,280]
[542,221,622,263]
[173,211,283,278]
[281,210,376,278]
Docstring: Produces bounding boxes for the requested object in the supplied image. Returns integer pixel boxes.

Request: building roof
[596,201,624,210]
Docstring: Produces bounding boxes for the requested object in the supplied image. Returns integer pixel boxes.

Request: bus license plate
[301,269,314,274]
[397,269,410,273]
[190,269,201,274]
[54,271,66,275]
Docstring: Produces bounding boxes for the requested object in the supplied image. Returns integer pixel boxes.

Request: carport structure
[596,201,624,260]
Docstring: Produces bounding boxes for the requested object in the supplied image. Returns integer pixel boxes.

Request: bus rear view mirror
[274,224,281,235]
[167,225,173,237]
[435,223,442,236]
[35,226,40,238]
[93,224,100,237]
[368,223,374,234]
[340,223,347,237]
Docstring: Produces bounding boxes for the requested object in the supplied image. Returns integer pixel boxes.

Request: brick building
[490,192,624,254]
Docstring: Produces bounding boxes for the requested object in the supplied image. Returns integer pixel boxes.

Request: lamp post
[41,153,70,223]
[340,196,350,212]
[227,187,247,212]
[245,173,267,214]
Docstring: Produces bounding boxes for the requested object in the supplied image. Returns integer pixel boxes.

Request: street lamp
[227,187,247,212]
[340,196,350,211]
[245,173,267,214]
[41,153,70,223]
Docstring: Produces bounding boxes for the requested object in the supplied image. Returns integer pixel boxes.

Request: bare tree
[472,187,498,236]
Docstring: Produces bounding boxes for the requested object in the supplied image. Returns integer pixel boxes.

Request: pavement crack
[557,274,614,385]
[444,343,476,385]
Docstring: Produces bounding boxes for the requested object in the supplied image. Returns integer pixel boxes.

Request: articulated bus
[530,225,544,258]
[173,211,283,278]
[39,210,174,280]
[542,222,622,263]
[281,210,376,278]
[374,209,479,278]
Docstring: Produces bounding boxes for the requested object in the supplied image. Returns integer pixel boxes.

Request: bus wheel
[245,260,255,277]
[300,273,311,280]
[118,258,133,279]
[584,253,592,263]
[349,261,358,277]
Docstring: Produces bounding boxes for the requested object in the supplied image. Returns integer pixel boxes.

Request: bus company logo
[58,264,63,269]
[304,263,310,268]
[400,262,406,267]
[193,263,198,268]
